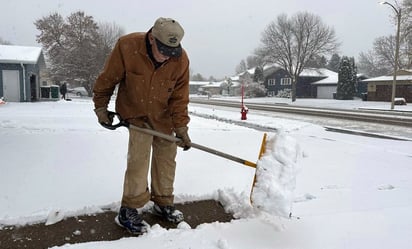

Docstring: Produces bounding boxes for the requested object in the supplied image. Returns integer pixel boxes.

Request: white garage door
[317,86,336,99]
[2,70,20,102]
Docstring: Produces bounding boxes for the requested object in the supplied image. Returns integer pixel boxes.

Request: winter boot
[153,203,184,223]
[115,206,149,235]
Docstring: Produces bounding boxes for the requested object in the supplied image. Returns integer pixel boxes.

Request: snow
[300,68,337,78]
[311,71,338,85]
[1,97,412,249]
[252,133,301,217]
[363,74,412,82]
[0,44,42,64]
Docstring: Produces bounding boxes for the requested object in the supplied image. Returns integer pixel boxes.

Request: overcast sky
[0,0,397,78]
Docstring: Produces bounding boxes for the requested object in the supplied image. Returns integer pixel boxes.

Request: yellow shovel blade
[250,133,267,203]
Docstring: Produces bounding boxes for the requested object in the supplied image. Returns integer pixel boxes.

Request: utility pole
[380,1,401,110]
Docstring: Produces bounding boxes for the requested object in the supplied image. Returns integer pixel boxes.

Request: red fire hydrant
[241,105,248,120]
[240,83,248,120]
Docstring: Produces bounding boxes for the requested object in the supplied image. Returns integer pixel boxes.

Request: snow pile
[251,131,301,217]
[217,189,254,219]
[45,210,65,226]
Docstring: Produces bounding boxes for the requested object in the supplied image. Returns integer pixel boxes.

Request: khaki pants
[121,128,177,208]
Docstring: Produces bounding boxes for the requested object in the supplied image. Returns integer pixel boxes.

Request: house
[0,45,46,102]
[311,72,369,99]
[263,65,369,99]
[264,66,336,98]
[189,81,208,94]
[190,78,243,97]
[362,70,412,102]
[198,81,223,96]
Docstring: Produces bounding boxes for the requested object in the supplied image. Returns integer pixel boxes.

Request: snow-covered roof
[234,66,340,85]
[236,64,279,79]
[300,68,337,78]
[399,69,412,74]
[0,45,43,64]
[190,81,209,86]
[311,70,338,85]
[199,81,223,88]
[230,75,240,81]
[362,74,412,82]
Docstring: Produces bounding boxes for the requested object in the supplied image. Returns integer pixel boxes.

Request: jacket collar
[145,31,164,69]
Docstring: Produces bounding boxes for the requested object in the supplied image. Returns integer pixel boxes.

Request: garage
[317,85,337,99]
[1,70,20,101]
[0,45,45,102]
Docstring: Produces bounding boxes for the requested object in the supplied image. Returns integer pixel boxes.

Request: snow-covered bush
[276,89,291,98]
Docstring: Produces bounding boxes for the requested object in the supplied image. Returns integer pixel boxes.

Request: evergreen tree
[327,53,341,72]
[0,37,12,45]
[191,73,205,81]
[350,57,358,96]
[208,76,217,82]
[306,55,327,68]
[253,66,264,83]
[336,56,356,100]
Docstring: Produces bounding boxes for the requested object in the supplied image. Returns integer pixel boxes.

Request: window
[280,78,292,85]
[367,84,376,92]
[267,79,275,85]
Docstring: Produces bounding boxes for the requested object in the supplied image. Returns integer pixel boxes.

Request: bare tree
[402,0,412,68]
[94,22,125,84]
[96,22,125,61]
[357,33,411,77]
[98,22,124,50]
[258,12,339,101]
[235,59,247,74]
[246,55,262,69]
[360,0,412,77]
[358,50,392,77]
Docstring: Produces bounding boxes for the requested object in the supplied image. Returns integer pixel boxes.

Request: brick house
[362,70,412,102]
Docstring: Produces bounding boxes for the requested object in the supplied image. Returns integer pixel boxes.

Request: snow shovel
[102,112,267,202]
[102,112,267,169]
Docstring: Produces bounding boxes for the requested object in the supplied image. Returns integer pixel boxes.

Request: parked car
[69,87,88,97]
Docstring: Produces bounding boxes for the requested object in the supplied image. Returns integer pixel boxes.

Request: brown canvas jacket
[93,32,190,134]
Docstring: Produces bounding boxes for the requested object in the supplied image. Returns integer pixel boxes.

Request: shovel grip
[190,142,257,168]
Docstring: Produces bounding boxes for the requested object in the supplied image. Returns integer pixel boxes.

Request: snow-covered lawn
[1,98,411,249]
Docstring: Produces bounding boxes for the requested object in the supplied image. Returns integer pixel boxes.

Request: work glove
[175,127,191,151]
[94,107,113,125]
